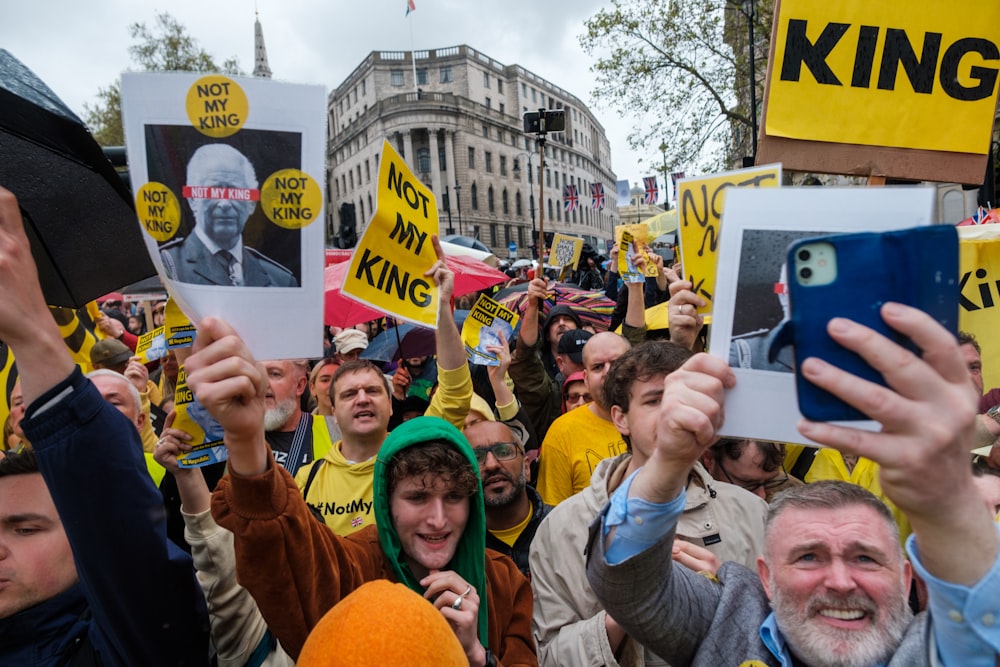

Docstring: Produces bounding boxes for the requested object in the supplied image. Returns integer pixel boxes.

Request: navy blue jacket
[8,368,209,666]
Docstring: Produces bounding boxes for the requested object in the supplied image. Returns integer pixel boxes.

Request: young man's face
[390,474,470,579]
[331,368,391,440]
[610,372,665,464]
[757,505,912,667]
[0,473,78,619]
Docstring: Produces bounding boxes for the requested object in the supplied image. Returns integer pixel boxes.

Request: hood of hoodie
[542,304,582,339]
[372,415,488,646]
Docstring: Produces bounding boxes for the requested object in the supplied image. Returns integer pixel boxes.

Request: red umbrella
[324,253,508,328]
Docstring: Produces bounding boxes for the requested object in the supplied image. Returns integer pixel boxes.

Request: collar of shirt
[194,225,244,267]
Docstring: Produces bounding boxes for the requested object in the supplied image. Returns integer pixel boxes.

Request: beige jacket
[529,453,768,667]
[183,509,295,667]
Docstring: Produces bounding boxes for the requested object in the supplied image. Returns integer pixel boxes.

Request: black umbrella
[0,50,154,307]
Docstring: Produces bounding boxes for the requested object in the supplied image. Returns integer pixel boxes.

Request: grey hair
[186,144,258,190]
[86,368,142,413]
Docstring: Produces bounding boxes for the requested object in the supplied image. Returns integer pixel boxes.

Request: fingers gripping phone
[772,225,959,422]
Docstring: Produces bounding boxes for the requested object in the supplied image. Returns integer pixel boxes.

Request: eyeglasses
[717,459,789,493]
[472,442,520,465]
[565,391,591,402]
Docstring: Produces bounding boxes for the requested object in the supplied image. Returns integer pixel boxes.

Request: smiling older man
[586,304,1000,666]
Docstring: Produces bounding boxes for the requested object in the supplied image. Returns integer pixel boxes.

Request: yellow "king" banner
[959,226,1000,391]
[766,0,1000,154]
[342,140,440,328]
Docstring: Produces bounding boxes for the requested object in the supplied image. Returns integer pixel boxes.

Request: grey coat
[586,519,933,667]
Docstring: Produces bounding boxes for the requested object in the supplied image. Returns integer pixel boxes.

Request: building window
[368,194,373,215]
[530,194,535,219]
[416,68,428,85]
[438,141,447,171]
[471,183,479,211]
[502,188,509,214]
[361,79,366,95]
[390,70,404,87]
[499,102,505,115]
[548,199,553,220]
[499,156,507,176]
[349,171,354,189]
[440,66,453,83]
[483,72,489,87]
[490,223,498,247]
[365,159,371,182]
[518,226,525,248]
[482,124,489,138]
[359,198,364,221]
[498,79,504,93]
[485,97,491,109]
[521,83,527,96]
[485,152,493,173]
[468,147,475,169]
[531,88,537,102]
[546,169,551,188]
[488,186,495,213]
[515,191,522,216]
[417,148,431,173]
[497,128,504,142]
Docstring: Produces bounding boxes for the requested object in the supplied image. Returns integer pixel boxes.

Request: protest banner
[677,164,782,314]
[549,234,584,271]
[164,298,196,349]
[958,225,1000,391]
[461,294,520,366]
[757,0,1000,183]
[121,72,327,359]
[173,365,227,469]
[614,222,659,278]
[616,229,645,284]
[708,187,936,446]
[342,140,441,329]
[135,327,167,364]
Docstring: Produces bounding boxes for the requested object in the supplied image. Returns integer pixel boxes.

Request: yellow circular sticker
[135,182,181,242]
[260,169,322,229]
[739,661,769,667]
[185,76,248,138]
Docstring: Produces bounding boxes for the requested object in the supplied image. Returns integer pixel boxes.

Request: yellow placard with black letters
[766,0,1000,154]
[342,140,440,329]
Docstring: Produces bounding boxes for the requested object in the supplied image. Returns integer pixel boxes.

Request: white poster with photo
[121,72,326,360]
[709,187,936,446]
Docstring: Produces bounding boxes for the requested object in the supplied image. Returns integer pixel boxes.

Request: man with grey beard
[586,304,1000,666]
[464,419,550,579]
[262,359,336,476]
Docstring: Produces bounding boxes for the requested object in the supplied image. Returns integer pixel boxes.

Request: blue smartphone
[779,225,959,422]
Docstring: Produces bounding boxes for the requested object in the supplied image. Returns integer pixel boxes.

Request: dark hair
[330,360,390,405]
[602,341,693,413]
[0,448,39,478]
[973,457,1000,478]
[386,441,479,499]
[766,480,900,551]
[711,438,785,473]
[958,331,981,355]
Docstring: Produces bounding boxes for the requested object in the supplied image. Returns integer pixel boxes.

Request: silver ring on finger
[451,595,464,610]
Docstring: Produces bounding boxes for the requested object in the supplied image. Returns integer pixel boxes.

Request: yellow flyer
[461,294,519,366]
[135,326,167,363]
[173,365,227,469]
[342,140,440,328]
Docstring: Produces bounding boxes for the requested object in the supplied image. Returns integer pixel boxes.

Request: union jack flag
[670,171,686,201]
[351,516,363,528]
[405,0,416,15]
[563,185,579,213]
[643,176,659,205]
[590,183,605,210]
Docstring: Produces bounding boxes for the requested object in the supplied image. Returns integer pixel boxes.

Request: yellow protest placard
[135,326,167,364]
[959,225,1000,391]
[549,234,584,270]
[614,222,659,277]
[342,140,440,329]
[164,298,196,349]
[461,294,520,366]
[766,0,1000,154]
[677,165,781,314]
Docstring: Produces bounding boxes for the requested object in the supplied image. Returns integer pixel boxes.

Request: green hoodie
[373,415,489,647]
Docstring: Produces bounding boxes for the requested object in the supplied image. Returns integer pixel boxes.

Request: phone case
[771,225,959,422]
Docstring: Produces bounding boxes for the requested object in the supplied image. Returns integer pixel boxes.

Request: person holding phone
[586,304,1000,666]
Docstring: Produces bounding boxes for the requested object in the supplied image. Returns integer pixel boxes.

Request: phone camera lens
[800,267,813,279]
[798,249,811,261]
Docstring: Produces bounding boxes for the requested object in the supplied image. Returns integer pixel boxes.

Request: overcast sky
[5,0,668,192]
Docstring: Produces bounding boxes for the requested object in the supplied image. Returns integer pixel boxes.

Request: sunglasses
[472,442,520,465]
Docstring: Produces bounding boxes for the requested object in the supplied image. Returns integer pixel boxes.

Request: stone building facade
[327,45,619,257]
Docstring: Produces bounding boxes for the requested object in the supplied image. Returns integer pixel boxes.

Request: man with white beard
[586,304,1000,666]
[262,359,335,476]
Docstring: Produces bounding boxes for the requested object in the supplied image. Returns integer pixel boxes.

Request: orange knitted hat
[297,580,468,666]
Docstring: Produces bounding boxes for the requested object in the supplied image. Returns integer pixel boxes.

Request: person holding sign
[160,144,297,287]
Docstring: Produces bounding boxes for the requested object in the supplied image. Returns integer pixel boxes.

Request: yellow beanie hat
[297,580,468,667]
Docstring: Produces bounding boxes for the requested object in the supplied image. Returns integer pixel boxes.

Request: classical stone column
[402,130,414,168]
[428,128,442,201]
[444,130,457,200]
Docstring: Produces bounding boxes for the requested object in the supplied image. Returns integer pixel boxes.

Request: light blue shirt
[604,468,1000,666]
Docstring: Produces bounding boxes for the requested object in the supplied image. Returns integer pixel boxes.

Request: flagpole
[408,3,418,95]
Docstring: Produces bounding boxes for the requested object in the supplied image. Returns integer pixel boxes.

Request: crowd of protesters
[1,183,998,666]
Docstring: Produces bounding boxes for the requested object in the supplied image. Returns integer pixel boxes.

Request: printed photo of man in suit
[160,143,298,287]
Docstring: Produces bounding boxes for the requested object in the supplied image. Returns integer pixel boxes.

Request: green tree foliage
[581,0,772,173]
[84,12,241,146]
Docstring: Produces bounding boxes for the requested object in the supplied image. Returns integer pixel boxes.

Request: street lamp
[454,179,463,236]
[659,141,670,210]
[513,151,539,251]
[444,184,455,235]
